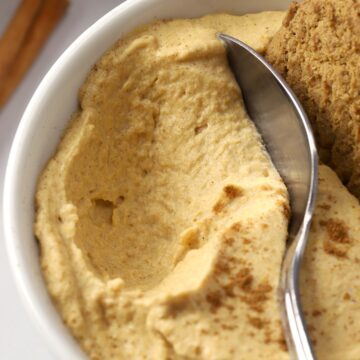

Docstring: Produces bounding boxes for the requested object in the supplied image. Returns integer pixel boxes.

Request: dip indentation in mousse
[62,15,288,291]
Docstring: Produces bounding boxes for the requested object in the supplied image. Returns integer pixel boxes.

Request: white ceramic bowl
[3,0,291,358]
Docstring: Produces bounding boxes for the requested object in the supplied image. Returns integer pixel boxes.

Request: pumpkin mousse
[35,12,290,360]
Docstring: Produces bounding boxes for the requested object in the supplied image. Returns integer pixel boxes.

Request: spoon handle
[280,223,317,360]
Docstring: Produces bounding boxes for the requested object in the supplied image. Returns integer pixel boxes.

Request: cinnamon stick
[0,0,69,108]
[0,0,43,86]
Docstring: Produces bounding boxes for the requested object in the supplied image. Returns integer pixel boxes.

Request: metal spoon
[218,33,318,360]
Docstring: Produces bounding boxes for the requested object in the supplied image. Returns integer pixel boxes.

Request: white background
[0,1,124,358]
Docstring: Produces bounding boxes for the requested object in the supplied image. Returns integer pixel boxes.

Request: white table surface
[0,1,124,358]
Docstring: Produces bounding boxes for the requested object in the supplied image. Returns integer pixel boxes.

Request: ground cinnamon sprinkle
[194,123,208,135]
[240,284,272,312]
[277,200,290,219]
[224,185,243,199]
[323,240,347,258]
[231,222,242,232]
[321,219,351,244]
[223,284,235,298]
[213,185,243,213]
[320,218,352,258]
[235,268,254,290]
[318,203,331,210]
[206,291,223,312]
[208,208,283,351]
[312,309,322,317]
[260,184,273,191]
[214,255,274,314]
[233,269,273,313]
[213,200,225,214]
[247,315,269,329]
[221,324,237,331]
[277,332,288,352]
[307,324,316,335]
[224,237,235,246]
[214,258,231,275]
